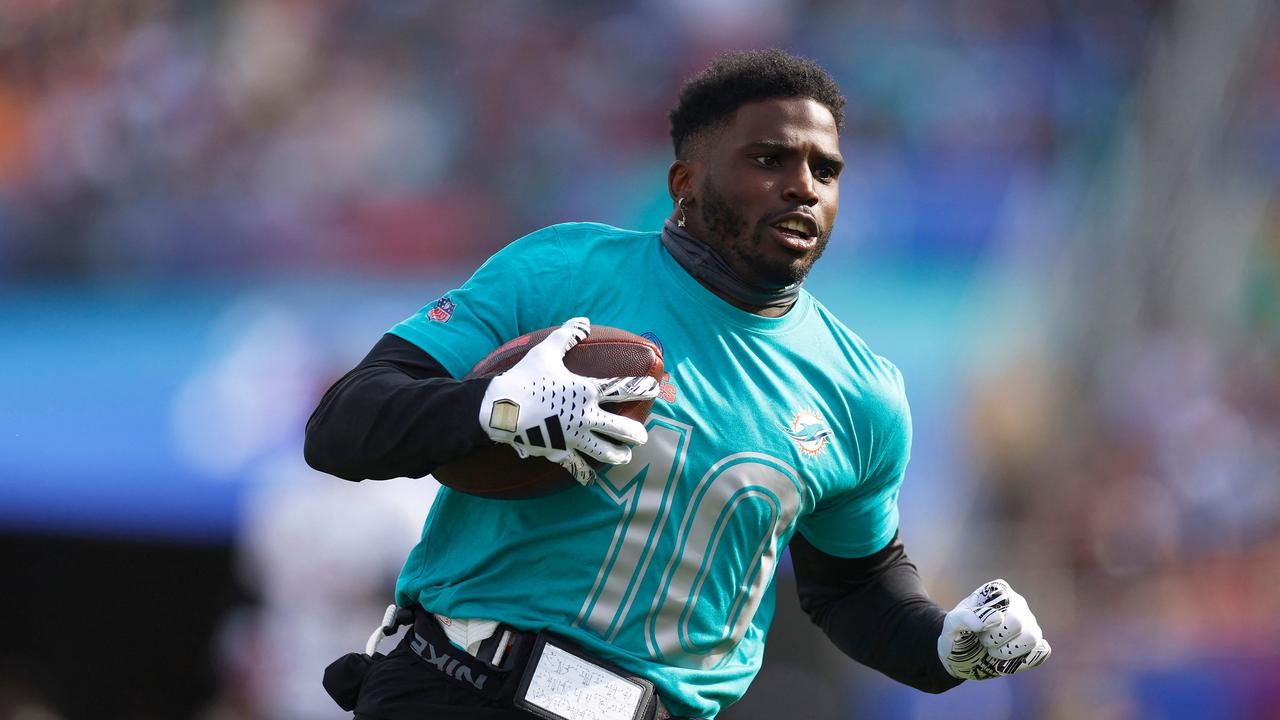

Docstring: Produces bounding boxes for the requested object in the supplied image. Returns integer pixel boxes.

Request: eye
[815,165,839,183]
[753,154,782,168]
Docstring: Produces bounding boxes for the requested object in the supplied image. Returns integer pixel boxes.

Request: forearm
[790,531,962,693]
[304,334,491,481]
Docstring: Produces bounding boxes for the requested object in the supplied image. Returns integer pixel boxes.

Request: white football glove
[938,579,1051,680]
[479,317,661,486]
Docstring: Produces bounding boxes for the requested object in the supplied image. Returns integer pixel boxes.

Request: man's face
[684,97,843,289]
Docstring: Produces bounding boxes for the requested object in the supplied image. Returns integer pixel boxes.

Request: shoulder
[796,295,910,454]
[535,224,662,289]
[498,222,656,262]
[541,222,659,252]
[804,294,908,409]
[796,297,913,489]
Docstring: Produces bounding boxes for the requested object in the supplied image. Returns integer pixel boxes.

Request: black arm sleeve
[304,333,492,481]
[790,531,963,694]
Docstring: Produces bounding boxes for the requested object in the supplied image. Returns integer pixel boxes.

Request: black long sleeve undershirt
[790,531,963,694]
[304,333,493,481]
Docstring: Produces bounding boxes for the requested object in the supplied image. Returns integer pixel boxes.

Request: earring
[677,197,687,228]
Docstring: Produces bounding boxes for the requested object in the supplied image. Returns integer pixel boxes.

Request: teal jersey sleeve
[388,226,573,378]
[796,365,910,558]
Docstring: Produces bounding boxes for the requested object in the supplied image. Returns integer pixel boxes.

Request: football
[431,326,664,499]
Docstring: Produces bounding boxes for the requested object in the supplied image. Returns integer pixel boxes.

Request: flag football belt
[408,607,681,720]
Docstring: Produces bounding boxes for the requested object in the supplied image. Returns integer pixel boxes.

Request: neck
[660,219,800,316]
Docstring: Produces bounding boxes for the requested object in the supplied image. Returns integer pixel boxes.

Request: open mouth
[769,216,819,251]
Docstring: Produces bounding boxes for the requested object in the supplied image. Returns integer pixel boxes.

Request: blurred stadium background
[1,0,1278,718]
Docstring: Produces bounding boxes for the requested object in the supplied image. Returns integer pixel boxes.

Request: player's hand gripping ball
[434,318,663,499]
[938,579,1051,680]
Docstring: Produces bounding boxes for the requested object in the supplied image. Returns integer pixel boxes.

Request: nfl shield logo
[427,296,456,323]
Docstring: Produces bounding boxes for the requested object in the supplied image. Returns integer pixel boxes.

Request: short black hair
[668,49,846,158]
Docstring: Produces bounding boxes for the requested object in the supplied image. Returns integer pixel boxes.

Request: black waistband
[406,609,691,720]
[407,607,535,701]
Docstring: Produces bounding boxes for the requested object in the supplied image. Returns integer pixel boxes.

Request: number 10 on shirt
[575,415,806,670]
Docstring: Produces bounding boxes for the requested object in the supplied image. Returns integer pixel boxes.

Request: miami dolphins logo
[781,410,834,455]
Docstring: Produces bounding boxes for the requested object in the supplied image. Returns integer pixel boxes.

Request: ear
[667,159,696,204]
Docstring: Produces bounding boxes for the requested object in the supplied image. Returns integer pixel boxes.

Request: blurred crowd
[0,0,1160,277]
[3,0,1279,718]
[960,4,1280,714]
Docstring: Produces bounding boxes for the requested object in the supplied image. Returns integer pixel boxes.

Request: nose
[781,163,819,206]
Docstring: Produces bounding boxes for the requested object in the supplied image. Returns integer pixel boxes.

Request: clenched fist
[937,579,1051,680]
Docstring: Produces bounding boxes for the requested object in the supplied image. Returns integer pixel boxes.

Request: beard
[698,178,830,289]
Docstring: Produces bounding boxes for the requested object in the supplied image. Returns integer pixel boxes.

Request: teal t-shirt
[390,223,910,719]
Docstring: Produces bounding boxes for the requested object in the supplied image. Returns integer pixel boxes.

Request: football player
[306,49,1049,720]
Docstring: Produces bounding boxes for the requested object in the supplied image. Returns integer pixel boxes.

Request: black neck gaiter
[660,220,801,313]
